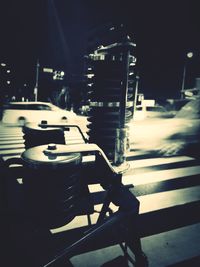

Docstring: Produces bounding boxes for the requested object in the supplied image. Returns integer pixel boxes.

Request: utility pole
[34,59,40,101]
[181,63,187,99]
[181,52,193,99]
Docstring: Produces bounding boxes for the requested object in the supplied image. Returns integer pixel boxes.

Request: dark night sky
[0,0,199,99]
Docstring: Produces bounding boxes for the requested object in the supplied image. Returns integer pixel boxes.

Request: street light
[181,52,193,99]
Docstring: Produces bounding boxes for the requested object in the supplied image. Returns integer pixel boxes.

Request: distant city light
[184,91,193,97]
[87,74,94,78]
[7,81,11,84]
[53,70,65,80]
[1,63,6,67]
[187,52,193,58]
[7,70,11,73]
[43,67,53,73]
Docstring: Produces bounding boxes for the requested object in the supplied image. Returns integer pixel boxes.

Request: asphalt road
[1,122,200,267]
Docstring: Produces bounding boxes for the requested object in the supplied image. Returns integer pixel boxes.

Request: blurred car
[129,99,200,157]
[2,101,77,125]
[133,105,174,121]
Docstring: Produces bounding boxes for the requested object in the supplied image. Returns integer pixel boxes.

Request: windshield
[146,106,165,112]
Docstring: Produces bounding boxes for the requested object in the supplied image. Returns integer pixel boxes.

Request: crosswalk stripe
[0,148,24,156]
[0,140,24,145]
[138,185,200,214]
[127,155,194,168]
[88,164,200,194]
[0,143,25,150]
[123,165,200,186]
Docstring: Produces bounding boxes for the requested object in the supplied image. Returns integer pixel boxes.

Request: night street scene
[0,1,200,267]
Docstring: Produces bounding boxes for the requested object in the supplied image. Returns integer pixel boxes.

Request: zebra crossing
[1,123,200,266]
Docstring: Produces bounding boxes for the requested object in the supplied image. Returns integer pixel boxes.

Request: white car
[134,105,174,121]
[130,99,200,157]
[2,101,77,125]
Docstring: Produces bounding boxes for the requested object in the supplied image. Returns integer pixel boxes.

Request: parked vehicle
[2,101,77,125]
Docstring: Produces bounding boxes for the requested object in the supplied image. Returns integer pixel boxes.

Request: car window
[26,104,40,110]
[146,106,165,112]
[3,104,28,110]
[36,104,51,110]
[3,103,52,111]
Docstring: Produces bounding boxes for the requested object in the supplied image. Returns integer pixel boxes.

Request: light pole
[34,59,40,101]
[181,52,193,99]
[133,74,139,116]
